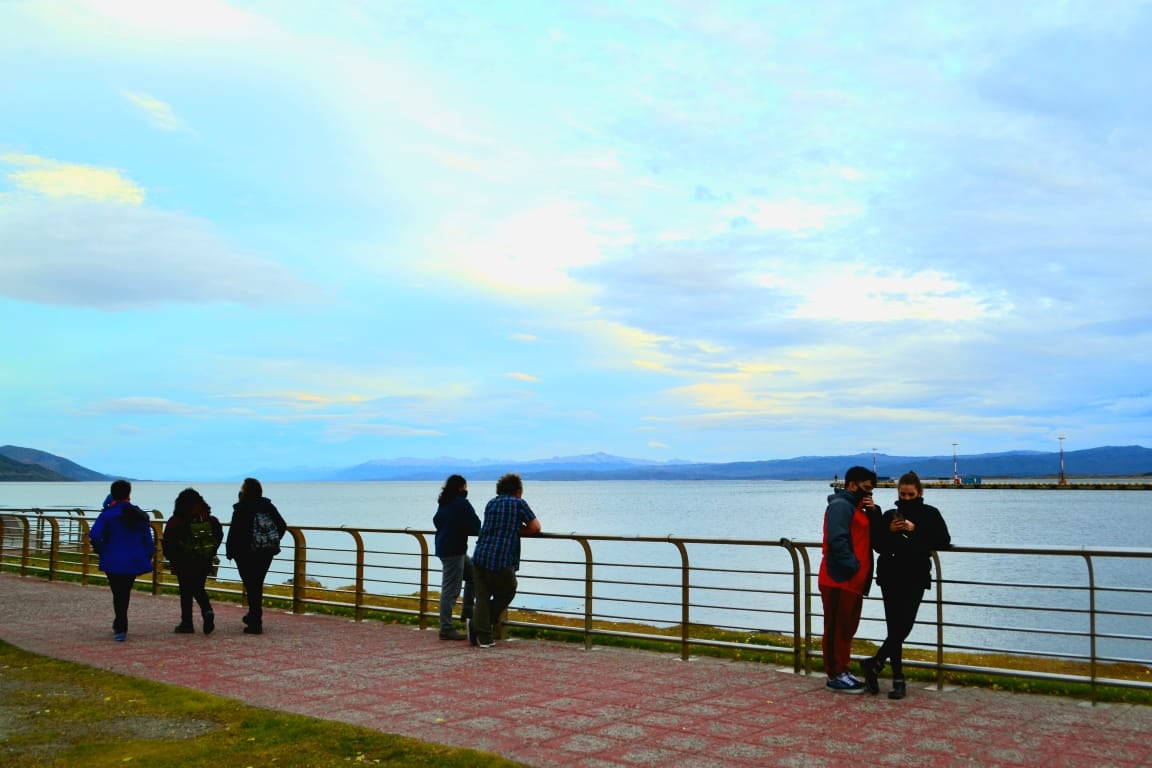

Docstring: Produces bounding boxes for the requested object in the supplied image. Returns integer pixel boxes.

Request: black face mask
[895,497,923,511]
[850,488,868,503]
[459,490,468,499]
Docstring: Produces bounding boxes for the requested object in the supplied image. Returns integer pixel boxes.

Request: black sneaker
[439,628,466,641]
[203,611,215,636]
[861,657,881,695]
[243,625,263,635]
[174,623,195,634]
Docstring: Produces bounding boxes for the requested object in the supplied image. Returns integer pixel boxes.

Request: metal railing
[3,511,1150,702]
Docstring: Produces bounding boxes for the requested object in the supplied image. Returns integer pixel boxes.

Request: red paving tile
[2,572,1152,767]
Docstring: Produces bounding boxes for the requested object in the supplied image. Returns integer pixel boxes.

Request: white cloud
[0,199,316,309]
[2,153,145,204]
[121,90,186,131]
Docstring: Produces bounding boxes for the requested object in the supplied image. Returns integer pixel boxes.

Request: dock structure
[832,480,1152,490]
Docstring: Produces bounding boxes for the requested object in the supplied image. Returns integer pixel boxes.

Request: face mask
[895,497,922,510]
[850,488,868,503]
[459,490,468,499]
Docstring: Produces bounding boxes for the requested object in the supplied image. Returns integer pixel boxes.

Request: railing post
[572,537,594,651]
[150,520,164,594]
[79,519,93,584]
[779,538,804,674]
[405,530,430,630]
[931,551,945,690]
[20,515,31,576]
[289,527,307,614]
[795,544,815,674]
[670,538,690,661]
[342,528,366,622]
[1083,552,1097,705]
[45,517,60,580]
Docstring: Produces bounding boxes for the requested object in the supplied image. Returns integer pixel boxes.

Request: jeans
[438,554,475,631]
[175,564,214,625]
[820,585,863,677]
[235,552,275,626]
[875,582,926,677]
[107,573,138,635]
[472,565,517,644]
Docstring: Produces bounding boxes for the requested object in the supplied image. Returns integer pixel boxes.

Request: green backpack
[186,519,218,559]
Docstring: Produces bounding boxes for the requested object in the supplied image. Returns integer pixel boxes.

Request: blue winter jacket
[89,501,156,576]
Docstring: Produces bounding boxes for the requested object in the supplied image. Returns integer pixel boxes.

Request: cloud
[2,153,145,204]
[0,198,317,309]
[85,397,205,416]
[510,333,539,343]
[121,90,186,131]
[506,372,540,383]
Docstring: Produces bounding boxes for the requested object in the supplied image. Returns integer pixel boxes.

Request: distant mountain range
[0,445,113,482]
[3,444,1149,483]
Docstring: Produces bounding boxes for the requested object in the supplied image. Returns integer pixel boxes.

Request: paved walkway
[2,573,1151,767]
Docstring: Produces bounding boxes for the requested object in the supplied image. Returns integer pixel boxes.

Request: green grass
[0,640,525,768]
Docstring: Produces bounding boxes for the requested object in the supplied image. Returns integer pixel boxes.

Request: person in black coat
[225,477,287,635]
[162,488,224,635]
[433,474,481,640]
[861,471,951,699]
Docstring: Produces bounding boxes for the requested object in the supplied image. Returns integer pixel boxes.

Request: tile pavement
[2,572,1151,767]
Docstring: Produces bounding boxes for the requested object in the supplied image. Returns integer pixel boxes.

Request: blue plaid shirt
[472,495,536,571]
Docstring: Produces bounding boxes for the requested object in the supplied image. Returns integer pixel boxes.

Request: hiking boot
[888,679,907,700]
[861,657,881,695]
[174,623,195,634]
[203,611,215,635]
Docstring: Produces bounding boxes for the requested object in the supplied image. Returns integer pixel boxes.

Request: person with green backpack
[162,488,224,635]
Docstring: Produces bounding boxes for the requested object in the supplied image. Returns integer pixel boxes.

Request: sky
[2,0,1150,481]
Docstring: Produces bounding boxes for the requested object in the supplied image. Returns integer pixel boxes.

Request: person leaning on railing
[861,470,952,700]
[469,473,542,648]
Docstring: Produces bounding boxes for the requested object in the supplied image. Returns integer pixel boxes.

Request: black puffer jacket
[872,497,951,590]
[225,496,287,559]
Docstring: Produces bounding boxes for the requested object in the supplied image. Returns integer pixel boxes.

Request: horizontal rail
[3,512,1151,702]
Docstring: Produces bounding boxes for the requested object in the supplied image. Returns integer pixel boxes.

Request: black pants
[107,573,138,634]
[876,582,926,677]
[235,552,275,626]
[175,565,213,625]
[472,565,517,644]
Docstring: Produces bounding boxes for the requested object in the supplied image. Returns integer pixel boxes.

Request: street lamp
[1058,436,1067,485]
[952,442,960,484]
[872,447,877,475]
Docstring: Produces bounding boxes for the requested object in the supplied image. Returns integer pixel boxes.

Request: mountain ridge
[2,444,1149,483]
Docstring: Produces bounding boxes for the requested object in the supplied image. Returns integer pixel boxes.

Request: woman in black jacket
[225,477,287,635]
[162,488,224,635]
[861,471,951,699]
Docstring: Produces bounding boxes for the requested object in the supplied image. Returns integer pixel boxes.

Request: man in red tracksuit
[818,465,879,692]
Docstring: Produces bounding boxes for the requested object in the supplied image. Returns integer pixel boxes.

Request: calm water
[6,480,1152,663]
[3,478,1150,547]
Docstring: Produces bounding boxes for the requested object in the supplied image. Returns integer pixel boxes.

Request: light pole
[952,442,959,484]
[1058,436,1066,485]
[872,447,877,476]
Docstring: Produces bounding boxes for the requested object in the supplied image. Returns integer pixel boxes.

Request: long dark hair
[174,488,210,522]
[437,474,467,505]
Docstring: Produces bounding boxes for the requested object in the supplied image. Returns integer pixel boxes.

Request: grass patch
[0,640,525,768]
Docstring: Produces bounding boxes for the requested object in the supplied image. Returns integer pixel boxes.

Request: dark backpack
[186,519,218,559]
[251,508,281,552]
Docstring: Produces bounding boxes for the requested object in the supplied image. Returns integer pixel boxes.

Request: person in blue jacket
[433,474,481,640]
[88,479,156,641]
